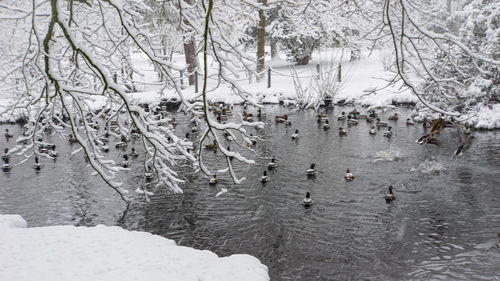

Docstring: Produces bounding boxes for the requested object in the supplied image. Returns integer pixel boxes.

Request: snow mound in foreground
[0,214,27,229]
[0,215,269,281]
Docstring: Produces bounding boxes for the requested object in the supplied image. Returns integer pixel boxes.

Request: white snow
[0,214,269,281]
[0,214,27,229]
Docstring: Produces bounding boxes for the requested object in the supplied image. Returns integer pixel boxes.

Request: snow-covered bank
[0,214,269,281]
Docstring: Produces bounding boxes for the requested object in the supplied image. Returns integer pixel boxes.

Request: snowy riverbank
[0,214,269,281]
[1,48,499,129]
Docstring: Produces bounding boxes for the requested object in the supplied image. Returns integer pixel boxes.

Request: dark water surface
[1,106,500,280]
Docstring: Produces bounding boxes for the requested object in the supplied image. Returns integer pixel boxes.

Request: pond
[1,105,500,280]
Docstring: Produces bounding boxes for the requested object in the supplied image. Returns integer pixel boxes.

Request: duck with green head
[34,156,42,170]
[302,192,313,207]
[307,163,317,176]
[383,126,393,138]
[338,112,346,120]
[323,120,330,130]
[260,171,269,182]
[2,148,9,162]
[122,154,130,168]
[2,157,11,171]
[268,157,277,169]
[376,118,388,128]
[292,129,299,139]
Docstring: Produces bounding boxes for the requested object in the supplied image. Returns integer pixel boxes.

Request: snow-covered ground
[128,48,417,108]
[1,48,499,129]
[0,214,269,281]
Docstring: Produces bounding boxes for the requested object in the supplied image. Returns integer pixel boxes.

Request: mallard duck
[376,118,388,128]
[383,126,393,138]
[2,158,11,171]
[307,163,317,176]
[429,118,446,134]
[369,126,377,135]
[101,145,109,153]
[406,118,415,125]
[347,115,359,125]
[337,112,346,120]
[323,120,331,130]
[144,166,154,180]
[302,192,313,207]
[5,129,13,138]
[260,171,269,183]
[454,134,474,156]
[368,110,378,118]
[463,127,471,135]
[115,141,127,148]
[122,154,130,168]
[130,147,138,157]
[317,113,328,123]
[385,186,396,201]
[226,146,234,160]
[68,134,78,144]
[257,108,266,118]
[33,156,42,170]
[217,113,228,121]
[357,113,367,119]
[349,109,359,115]
[291,129,299,139]
[2,148,10,162]
[224,131,233,141]
[169,117,177,127]
[205,140,218,151]
[344,169,354,180]
[422,118,432,130]
[275,114,288,123]
[338,127,347,136]
[248,134,257,147]
[267,158,277,169]
[388,113,399,121]
[243,111,254,122]
[209,174,219,185]
[416,134,441,146]
[48,147,58,157]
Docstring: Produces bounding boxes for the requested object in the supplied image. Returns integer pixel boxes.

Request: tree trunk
[181,0,198,86]
[183,37,198,85]
[270,39,278,60]
[256,0,267,81]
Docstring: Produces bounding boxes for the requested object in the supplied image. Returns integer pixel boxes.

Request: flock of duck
[207,106,474,207]
[2,127,154,181]
[2,104,474,207]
